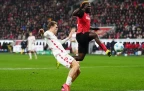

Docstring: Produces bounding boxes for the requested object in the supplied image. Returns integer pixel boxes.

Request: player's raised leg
[89,32,111,56]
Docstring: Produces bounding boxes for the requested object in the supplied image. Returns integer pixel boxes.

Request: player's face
[85,3,91,13]
[71,28,76,32]
[29,33,32,36]
[52,24,58,35]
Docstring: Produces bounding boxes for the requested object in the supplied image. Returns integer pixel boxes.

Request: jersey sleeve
[44,32,49,39]
[60,37,69,44]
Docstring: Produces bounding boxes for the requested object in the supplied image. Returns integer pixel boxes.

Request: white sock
[29,53,32,59]
[66,76,72,86]
[34,52,37,59]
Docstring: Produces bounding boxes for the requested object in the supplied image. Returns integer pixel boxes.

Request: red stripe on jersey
[49,38,64,53]
[58,54,69,63]
[48,38,70,64]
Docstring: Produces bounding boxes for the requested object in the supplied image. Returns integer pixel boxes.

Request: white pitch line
[0,66,143,70]
[0,68,54,70]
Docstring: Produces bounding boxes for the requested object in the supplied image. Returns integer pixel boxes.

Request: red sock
[99,43,107,52]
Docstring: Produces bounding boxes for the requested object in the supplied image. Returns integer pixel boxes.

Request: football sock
[66,76,72,86]
[34,52,37,59]
[21,49,24,54]
[29,53,32,59]
[99,43,107,52]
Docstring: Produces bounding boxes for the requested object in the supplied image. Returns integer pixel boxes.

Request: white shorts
[28,45,35,51]
[55,53,74,68]
[71,42,78,51]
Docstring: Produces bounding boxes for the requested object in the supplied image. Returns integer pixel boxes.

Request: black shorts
[76,32,93,54]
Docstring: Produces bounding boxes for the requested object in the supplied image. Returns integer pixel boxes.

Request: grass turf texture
[0,53,144,91]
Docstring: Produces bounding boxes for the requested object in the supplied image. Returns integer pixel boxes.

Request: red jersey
[135,43,140,49]
[77,13,90,33]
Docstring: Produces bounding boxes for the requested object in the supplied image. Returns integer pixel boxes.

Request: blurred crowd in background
[0,0,144,55]
[0,0,144,40]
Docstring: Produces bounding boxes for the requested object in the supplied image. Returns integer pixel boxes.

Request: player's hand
[106,50,111,57]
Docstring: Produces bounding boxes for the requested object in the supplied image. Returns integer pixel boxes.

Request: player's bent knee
[75,63,80,70]
[71,60,80,69]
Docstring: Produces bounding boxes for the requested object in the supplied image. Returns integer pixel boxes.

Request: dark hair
[47,21,57,29]
[80,1,89,8]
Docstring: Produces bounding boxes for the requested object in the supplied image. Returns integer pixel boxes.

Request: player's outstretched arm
[60,28,74,44]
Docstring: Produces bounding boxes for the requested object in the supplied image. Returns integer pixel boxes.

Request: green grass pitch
[0,53,144,91]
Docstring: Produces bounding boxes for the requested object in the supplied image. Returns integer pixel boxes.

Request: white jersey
[28,36,35,46]
[27,36,35,51]
[71,32,78,51]
[44,31,68,56]
[71,32,77,42]
[44,31,74,68]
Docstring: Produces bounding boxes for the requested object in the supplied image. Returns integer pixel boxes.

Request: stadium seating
[0,0,144,54]
[0,0,143,39]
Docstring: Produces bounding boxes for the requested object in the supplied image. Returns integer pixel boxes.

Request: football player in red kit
[72,1,111,61]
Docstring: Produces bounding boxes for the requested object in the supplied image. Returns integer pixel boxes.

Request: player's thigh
[78,43,88,54]
[89,32,99,41]
[72,43,78,51]
[29,45,35,51]
[28,46,32,51]
[76,32,90,53]
[56,54,75,68]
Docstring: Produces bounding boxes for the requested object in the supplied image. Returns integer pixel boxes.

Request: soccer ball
[114,42,124,52]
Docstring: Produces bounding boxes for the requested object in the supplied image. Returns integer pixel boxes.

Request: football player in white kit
[41,21,80,91]
[27,32,37,60]
[70,27,78,56]
[39,28,75,69]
